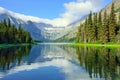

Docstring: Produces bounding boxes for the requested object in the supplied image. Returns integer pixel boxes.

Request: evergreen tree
[3,19,7,27]
[76,24,82,43]
[102,10,108,43]
[87,11,93,42]
[76,31,80,43]
[12,24,17,43]
[25,31,32,43]
[0,19,32,44]
[98,12,102,42]
[76,3,120,44]
[118,13,120,28]
[84,18,88,43]
[116,13,120,35]
[8,18,11,27]
[17,24,23,43]
[116,30,120,43]
[93,13,98,41]
[80,23,84,42]
[109,3,116,42]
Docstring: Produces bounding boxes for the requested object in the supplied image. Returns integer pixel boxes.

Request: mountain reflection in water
[0,44,119,80]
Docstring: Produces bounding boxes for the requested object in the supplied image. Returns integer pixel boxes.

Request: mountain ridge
[1,0,116,42]
[58,0,120,42]
[0,7,74,41]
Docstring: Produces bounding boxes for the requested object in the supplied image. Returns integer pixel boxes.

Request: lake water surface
[0,43,120,80]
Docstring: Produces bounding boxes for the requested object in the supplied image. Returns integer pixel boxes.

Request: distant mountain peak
[0,7,76,41]
[0,7,51,24]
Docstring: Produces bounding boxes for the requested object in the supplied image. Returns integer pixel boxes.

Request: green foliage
[93,13,98,41]
[76,2,120,44]
[88,11,94,42]
[0,45,32,70]
[76,47,120,79]
[109,3,116,42]
[118,13,120,27]
[56,37,76,42]
[116,30,120,43]
[102,10,108,43]
[115,7,120,13]
[98,12,104,42]
[0,18,32,44]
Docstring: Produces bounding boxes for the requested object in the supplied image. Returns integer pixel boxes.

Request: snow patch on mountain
[0,7,78,41]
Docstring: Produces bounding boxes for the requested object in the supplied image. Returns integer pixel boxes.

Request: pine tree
[116,13,120,35]
[90,12,96,42]
[75,2,120,43]
[98,12,102,42]
[3,19,7,27]
[118,13,120,28]
[0,19,32,44]
[9,26,14,43]
[80,23,84,42]
[76,24,82,43]
[17,24,23,43]
[102,10,108,43]
[93,13,98,41]
[76,30,80,43]
[25,31,32,43]
[87,11,93,42]
[84,18,88,43]
[109,3,116,42]
[8,18,11,27]
[12,24,17,43]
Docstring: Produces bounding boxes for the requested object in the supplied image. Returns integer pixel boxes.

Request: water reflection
[76,46,120,80]
[0,45,32,71]
[0,44,120,80]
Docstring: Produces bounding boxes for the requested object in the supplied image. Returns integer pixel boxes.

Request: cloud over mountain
[0,0,105,27]
[50,0,104,26]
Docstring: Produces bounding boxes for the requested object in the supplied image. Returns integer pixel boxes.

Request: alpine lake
[0,43,120,80]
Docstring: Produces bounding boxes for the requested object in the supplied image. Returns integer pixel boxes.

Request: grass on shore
[0,43,33,48]
[73,43,120,48]
[1,42,120,48]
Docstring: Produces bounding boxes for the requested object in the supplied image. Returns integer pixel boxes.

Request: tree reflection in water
[76,46,120,80]
[0,45,32,71]
[0,44,120,80]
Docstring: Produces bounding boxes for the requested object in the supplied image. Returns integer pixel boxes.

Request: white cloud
[0,0,105,27]
[51,0,104,26]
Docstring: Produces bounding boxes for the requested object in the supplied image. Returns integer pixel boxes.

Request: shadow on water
[0,43,120,80]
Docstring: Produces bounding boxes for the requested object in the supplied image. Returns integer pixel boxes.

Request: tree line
[76,3,120,43]
[0,18,32,44]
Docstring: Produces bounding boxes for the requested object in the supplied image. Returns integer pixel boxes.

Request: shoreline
[1,43,120,48]
[0,43,34,48]
[72,43,120,47]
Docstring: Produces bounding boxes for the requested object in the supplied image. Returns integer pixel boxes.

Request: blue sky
[0,0,77,19]
[0,0,112,19]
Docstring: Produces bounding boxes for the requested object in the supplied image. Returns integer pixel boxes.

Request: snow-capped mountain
[0,7,84,41]
[0,7,76,41]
